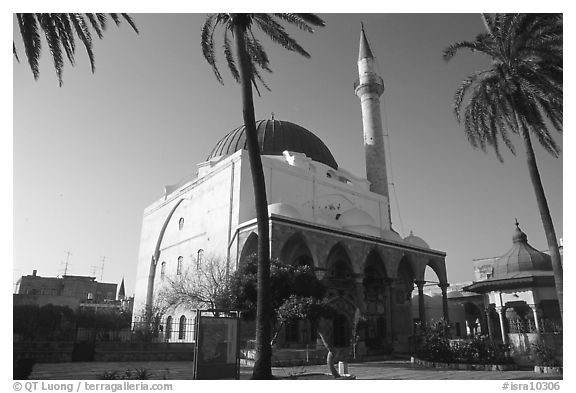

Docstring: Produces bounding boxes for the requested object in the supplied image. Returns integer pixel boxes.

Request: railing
[507,318,562,334]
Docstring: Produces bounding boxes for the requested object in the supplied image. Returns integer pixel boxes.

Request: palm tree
[14,13,138,86]
[201,13,325,379]
[443,14,563,320]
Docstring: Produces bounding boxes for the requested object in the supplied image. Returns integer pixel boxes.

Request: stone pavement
[28,359,562,380]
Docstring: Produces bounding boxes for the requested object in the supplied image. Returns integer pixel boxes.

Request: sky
[10,10,565,298]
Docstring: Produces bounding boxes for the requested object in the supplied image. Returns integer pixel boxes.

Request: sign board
[193,310,240,380]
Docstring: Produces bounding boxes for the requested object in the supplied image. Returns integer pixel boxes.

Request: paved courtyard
[28,359,562,380]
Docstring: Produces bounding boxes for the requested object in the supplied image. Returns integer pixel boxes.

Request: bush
[99,368,159,380]
[532,342,561,367]
[415,319,453,363]
[415,320,512,365]
[452,335,512,365]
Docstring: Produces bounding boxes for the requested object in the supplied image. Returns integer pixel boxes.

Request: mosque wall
[133,155,242,319]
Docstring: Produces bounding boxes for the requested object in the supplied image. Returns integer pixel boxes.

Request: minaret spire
[354,23,391,228]
[359,22,375,60]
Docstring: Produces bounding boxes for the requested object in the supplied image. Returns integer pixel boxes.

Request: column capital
[415,280,426,289]
[438,282,450,289]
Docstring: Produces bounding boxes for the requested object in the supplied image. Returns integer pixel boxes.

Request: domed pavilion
[464,221,561,363]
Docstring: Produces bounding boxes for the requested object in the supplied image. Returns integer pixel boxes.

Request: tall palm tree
[443,14,563,320]
[201,13,324,379]
[14,13,138,86]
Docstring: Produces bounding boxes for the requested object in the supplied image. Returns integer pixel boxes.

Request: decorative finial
[515,218,519,228]
[271,112,275,121]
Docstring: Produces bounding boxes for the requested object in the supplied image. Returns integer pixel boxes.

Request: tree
[230,255,344,378]
[443,14,563,319]
[276,295,343,378]
[201,13,325,379]
[157,254,232,310]
[14,13,138,86]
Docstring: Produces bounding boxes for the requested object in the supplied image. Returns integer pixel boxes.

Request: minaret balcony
[354,75,384,96]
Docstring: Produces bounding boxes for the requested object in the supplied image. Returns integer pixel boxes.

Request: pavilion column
[354,275,366,314]
[495,306,508,344]
[438,283,450,322]
[384,279,394,343]
[415,280,426,326]
[485,308,494,339]
[529,304,541,334]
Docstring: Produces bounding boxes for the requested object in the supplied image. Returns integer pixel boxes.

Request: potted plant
[532,342,562,374]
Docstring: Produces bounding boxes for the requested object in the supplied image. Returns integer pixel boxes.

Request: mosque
[132,26,450,355]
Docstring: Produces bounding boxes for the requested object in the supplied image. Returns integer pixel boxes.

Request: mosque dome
[382,228,404,243]
[339,207,380,237]
[491,221,552,279]
[207,119,338,169]
[404,231,430,249]
[268,202,302,220]
[339,207,375,227]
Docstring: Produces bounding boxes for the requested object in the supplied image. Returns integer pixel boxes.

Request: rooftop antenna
[91,256,106,281]
[61,250,72,276]
[99,256,106,281]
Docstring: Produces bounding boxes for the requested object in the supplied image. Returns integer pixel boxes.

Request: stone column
[415,280,426,325]
[485,308,494,339]
[354,275,366,314]
[529,304,541,333]
[384,279,394,343]
[438,283,450,322]
[495,306,508,344]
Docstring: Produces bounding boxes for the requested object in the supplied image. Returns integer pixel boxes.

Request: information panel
[193,311,240,380]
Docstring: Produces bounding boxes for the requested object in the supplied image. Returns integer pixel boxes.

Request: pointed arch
[239,232,258,267]
[279,232,314,268]
[145,198,185,322]
[425,258,448,285]
[325,242,354,279]
[364,249,388,280]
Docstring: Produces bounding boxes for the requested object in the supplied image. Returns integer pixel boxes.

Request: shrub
[532,342,561,367]
[98,368,153,380]
[416,319,453,363]
[415,321,512,365]
[452,335,512,365]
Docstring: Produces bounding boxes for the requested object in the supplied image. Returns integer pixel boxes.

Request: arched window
[178,217,184,230]
[179,315,187,340]
[196,249,204,268]
[177,256,183,275]
[165,316,173,341]
[160,261,166,280]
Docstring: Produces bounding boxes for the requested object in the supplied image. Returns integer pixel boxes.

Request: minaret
[354,24,390,216]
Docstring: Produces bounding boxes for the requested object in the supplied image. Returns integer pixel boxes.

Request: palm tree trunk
[520,124,563,321]
[318,331,341,378]
[233,23,273,379]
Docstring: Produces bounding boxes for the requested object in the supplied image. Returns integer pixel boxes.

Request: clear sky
[11,10,564,297]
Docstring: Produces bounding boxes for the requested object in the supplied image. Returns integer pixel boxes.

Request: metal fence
[73,321,196,343]
[507,318,562,334]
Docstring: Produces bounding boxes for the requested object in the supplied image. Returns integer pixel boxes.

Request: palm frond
[54,14,76,65]
[86,13,104,38]
[254,15,311,58]
[121,13,139,34]
[69,13,95,73]
[17,13,41,80]
[13,42,19,62]
[201,14,223,84]
[223,28,240,83]
[38,13,65,86]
